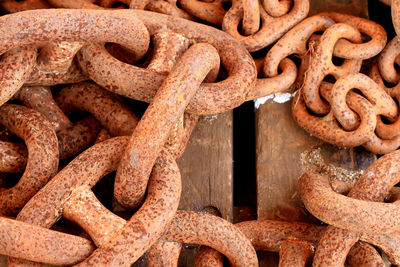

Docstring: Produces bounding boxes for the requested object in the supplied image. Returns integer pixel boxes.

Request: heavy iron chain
[1,0,400,266]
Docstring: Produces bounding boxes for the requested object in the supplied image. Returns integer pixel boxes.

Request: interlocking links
[292,84,376,147]
[78,10,256,115]
[16,86,101,159]
[222,0,309,52]
[163,211,258,267]
[299,150,400,265]
[247,58,297,100]
[0,9,149,106]
[320,12,387,60]
[0,141,26,173]
[291,19,398,153]
[329,74,397,131]
[60,186,258,267]
[16,86,71,131]
[294,72,400,152]
[379,37,400,84]
[301,23,362,114]
[194,219,387,266]
[241,0,260,35]
[0,216,94,265]
[0,104,58,216]
[299,167,400,233]
[8,136,180,266]
[146,240,182,267]
[55,82,139,136]
[264,15,334,78]
[262,0,292,17]
[178,0,227,25]
[67,192,258,266]
[114,43,220,209]
[144,33,200,267]
[252,15,333,98]
[65,150,181,266]
[346,242,386,267]
[194,220,323,266]
[278,240,314,267]
[0,46,36,106]
[14,137,129,228]
[36,41,84,75]
[131,0,195,20]
[146,32,199,159]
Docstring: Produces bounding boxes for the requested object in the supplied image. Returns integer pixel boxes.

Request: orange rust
[222,0,309,52]
[278,240,314,267]
[0,216,94,265]
[77,10,256,115]
[299,150,400,265]
[179,0,227,25]
[0,104,58,216]
[16,86,101,160]
[194,219,391,266]
[301,23,362,114]
[55,82,139,136]
[0,0,50,12]
[114,43,220,209]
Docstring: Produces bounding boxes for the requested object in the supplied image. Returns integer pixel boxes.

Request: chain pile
[195,150,400,266]
[0,0,400,266]
[287,5,400,154]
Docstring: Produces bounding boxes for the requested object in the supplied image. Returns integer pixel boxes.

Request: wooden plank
[256,0,370,265]
[309,0,368,17]
[256,0,369,222]
[176,111,233,266]
[178,111,233,222]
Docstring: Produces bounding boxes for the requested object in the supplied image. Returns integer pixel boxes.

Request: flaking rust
[1,0,400,266]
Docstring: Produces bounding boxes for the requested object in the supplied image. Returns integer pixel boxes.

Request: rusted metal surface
[3,1,400,266]
[0,0,50,12]
[15,85,101,159]
[77,10,256,115]
[289,13,398,154]
[194,218,391,266]
[37,42,84,75]
[114,43,220,209]
[0,216,94,265]
[299,149,400,265]
[278,240,314,267]
[393,0,400,35]
[55,82,138,136]
[178,0,227,25]
[0,104,58,216]
[0,5,257,265]
[147,240,181,267]
[223,0,310,52]
[0,141,27,173]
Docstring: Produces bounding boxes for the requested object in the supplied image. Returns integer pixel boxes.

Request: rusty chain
[298,149,400,265]
[1,0,400,266]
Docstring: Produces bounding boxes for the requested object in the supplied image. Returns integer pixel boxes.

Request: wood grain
[256,0,370,264]
[256,0,369,222]
[178,111,233,222]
